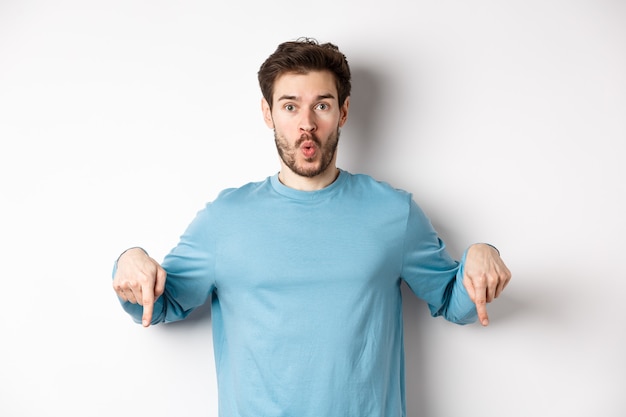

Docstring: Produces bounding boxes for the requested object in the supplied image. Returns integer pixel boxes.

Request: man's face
[262,70,349,178]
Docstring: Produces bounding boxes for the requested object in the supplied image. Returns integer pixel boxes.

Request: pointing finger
[141,283,155,328]
[470,277,490,326]
[142,300,153,327]
[463,274,489,326]
[474,292,490,327]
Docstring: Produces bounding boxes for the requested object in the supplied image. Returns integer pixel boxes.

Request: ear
[261,98,274,128]
[338,96,350,127]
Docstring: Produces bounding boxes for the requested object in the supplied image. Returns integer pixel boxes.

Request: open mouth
[300,140,317,158]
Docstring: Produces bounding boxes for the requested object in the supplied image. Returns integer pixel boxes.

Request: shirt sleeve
[400,199,477,325]
[112,203,217,325]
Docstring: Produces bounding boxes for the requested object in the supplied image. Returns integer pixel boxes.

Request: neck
[278,166,340,191]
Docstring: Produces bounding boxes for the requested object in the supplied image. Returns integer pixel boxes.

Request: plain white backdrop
[1,1,625,416]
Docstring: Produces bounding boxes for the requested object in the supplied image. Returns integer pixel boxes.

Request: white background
[1,1,625,416]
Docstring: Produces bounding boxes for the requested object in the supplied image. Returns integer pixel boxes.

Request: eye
[316,103,330,111]
[284,104,296,112]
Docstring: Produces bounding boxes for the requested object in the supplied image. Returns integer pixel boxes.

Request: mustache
[296,133,321,147]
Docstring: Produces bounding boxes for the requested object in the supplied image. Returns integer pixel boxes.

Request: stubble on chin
[274,130,340,178]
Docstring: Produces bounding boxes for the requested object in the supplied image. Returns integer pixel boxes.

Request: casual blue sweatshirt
[116,170,477,417]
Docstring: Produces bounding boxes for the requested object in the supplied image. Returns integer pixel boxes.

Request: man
[113,38,511,417]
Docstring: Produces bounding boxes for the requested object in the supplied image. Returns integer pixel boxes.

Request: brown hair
[257,37,351,109]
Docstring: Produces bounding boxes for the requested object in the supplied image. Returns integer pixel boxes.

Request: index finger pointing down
[474,295,490,326]
[141,291,155,327]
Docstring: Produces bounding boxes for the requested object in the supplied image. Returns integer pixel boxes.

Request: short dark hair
[257,37,351,109]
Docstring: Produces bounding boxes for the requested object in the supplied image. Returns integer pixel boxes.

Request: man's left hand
[462,243,512,326]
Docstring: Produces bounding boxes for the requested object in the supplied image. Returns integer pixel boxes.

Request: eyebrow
[276,93,337,102]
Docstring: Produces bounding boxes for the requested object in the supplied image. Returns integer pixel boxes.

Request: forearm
[429,257,478,324]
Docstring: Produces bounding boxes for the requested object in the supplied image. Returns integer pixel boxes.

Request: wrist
[471,242,500,255]
[116,246,149,265]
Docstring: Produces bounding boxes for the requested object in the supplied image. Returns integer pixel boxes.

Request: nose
[299,108,316,133]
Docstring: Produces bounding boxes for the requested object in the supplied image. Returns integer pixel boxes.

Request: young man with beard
[112,38,511,416]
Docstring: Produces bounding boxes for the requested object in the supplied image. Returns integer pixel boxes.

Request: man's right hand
[112,248,166,327]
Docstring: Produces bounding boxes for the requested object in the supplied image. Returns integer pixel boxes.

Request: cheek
[271,115,295,132]
[319,116,342,131]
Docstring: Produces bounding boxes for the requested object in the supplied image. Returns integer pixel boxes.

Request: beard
[274,128,340,178]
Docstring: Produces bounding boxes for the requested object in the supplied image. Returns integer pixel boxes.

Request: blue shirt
[116,170,477,417]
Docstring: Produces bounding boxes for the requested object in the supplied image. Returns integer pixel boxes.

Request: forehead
[273,70,338,100]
